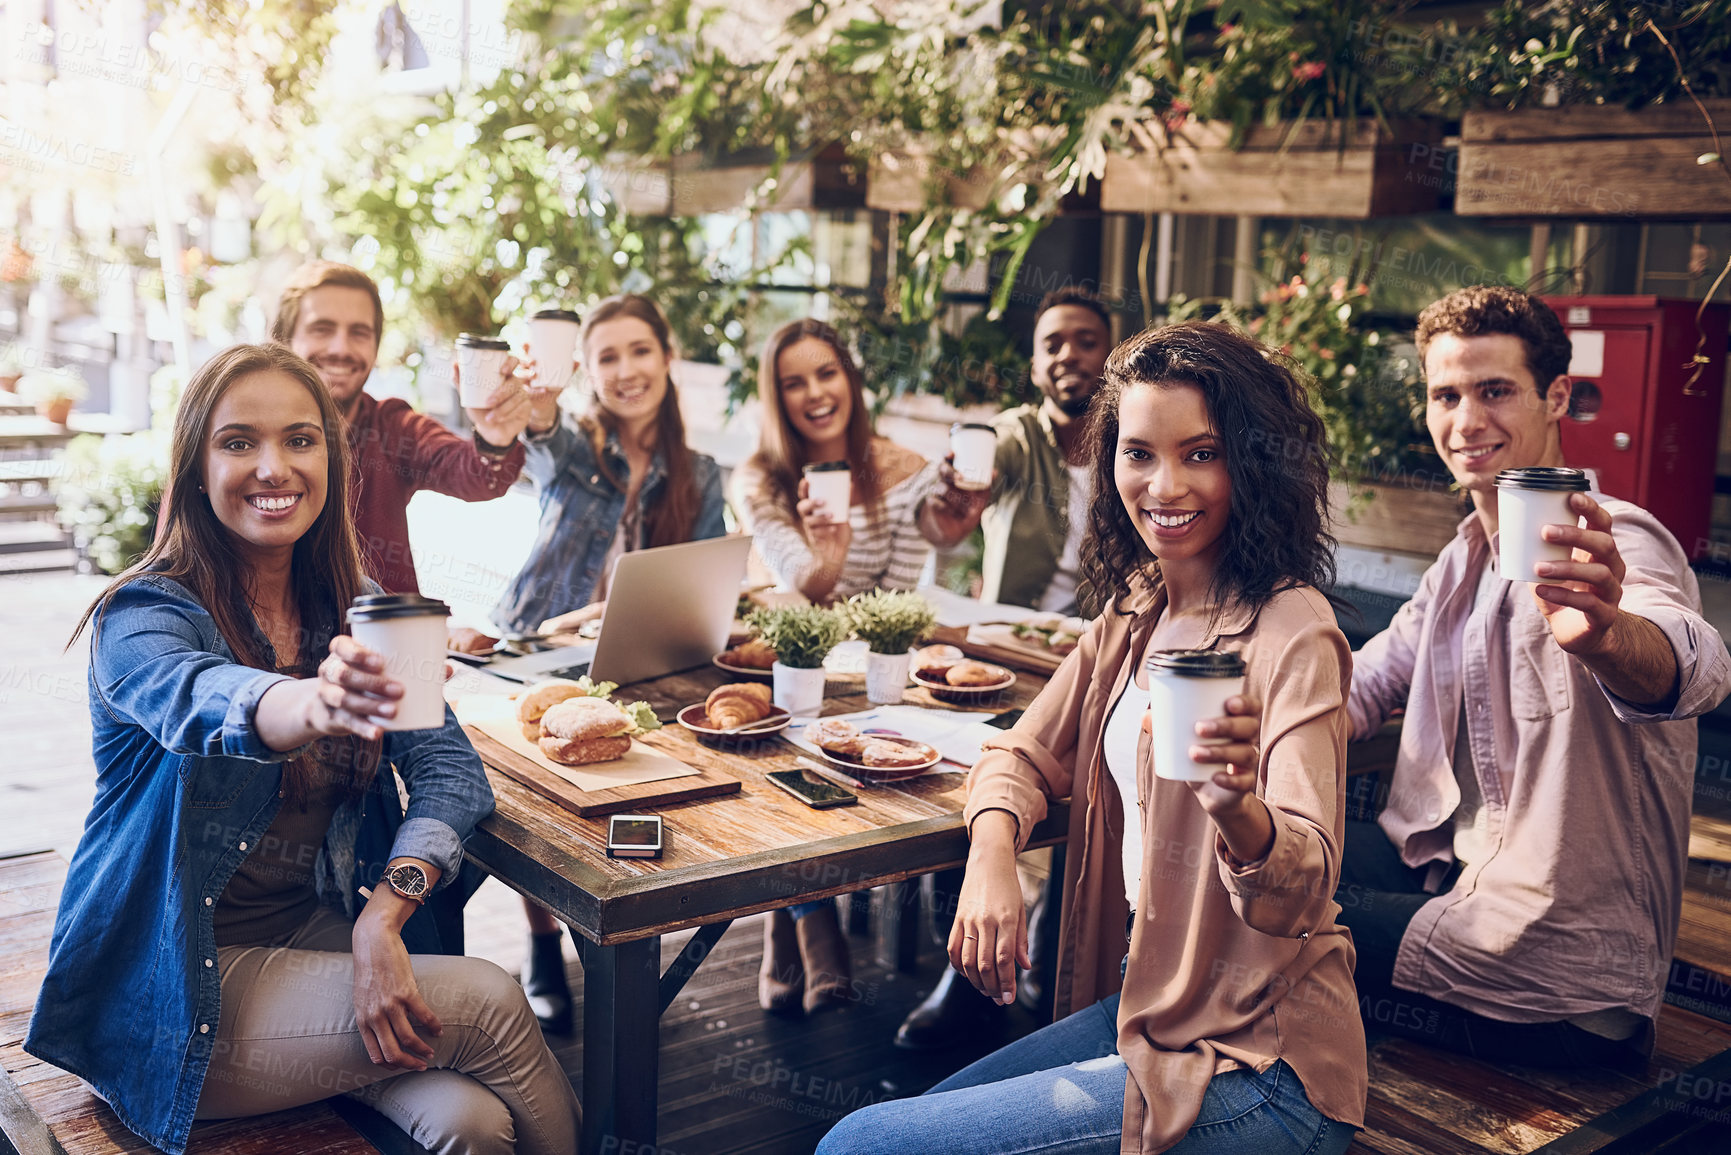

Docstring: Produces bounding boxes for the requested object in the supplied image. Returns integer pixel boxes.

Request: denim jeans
[816,994,1356,1155]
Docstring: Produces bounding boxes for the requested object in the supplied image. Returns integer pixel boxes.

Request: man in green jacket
[918,287,1111,614]
[898,288,1111,1049]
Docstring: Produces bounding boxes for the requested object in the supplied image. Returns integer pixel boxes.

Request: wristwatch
[382,862,430,905]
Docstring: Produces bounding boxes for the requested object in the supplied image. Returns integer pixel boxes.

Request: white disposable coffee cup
[950,422,996,491]
[803,462,852,524]
[1495,467,1589,583]
[455,334,514,409]
[528,309,581,393]
[346,594,451,731]
[1146,649,1246,782]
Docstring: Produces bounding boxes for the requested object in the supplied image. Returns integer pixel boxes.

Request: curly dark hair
[1415,286,1572,393]
[1079,321,1336,633]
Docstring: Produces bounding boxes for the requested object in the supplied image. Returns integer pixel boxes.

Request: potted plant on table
[749,605,849,719]
[845,590,937,706]
[18,367,88,426]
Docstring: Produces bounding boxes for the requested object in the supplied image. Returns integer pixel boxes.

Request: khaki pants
[196,907,580,1155]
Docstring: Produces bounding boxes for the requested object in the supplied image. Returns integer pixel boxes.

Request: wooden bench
[0,850,429,1155]
[1338,793,1731,1153]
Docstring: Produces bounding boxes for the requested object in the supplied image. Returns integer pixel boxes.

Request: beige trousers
[195,907,579,1155]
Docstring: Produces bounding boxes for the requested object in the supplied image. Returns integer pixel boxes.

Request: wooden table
[458,662,1065,1155]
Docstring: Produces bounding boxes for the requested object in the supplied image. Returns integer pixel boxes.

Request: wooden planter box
[1457,100,1731,219]
[1100,119,1447,219]
[1329,478,1466,559]
[866,132,1101,215]
[601,143,867,216]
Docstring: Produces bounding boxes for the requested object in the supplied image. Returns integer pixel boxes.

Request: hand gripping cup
[1145,649,1247,782]
[949,422,996,491]
[1495,467,1589,583]
[346,594,451,731]
[528,309,581,392]
[802,461,852,524]
[454,333,514,409]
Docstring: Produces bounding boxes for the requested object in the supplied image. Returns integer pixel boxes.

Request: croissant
[704,683,774,729]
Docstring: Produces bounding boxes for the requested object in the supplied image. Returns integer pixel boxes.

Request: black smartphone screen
[610,817,661,846]
[767,769,858,808]
[986,708,1025,730]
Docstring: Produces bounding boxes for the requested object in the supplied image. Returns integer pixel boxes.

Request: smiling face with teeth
[1114,381,1232,589]
[585,315,672,434]
[202,370,329,565]
[1423,331,1569,533]
[776,336,856,459]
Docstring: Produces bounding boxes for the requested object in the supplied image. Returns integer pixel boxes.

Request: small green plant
[845,590,937,655]
[747,604,849,670]
[56,431,169,575]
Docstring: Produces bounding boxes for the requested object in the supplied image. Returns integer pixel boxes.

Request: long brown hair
[72,343,378,798]
[577,294,701,547]
[746,318,881,522]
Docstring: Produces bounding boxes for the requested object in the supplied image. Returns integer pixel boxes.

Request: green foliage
[56,431,169,575]
[17,367,88,405]
[844,590,937,655]
[1430,2,1731,111]
[1169,271,1426,488]
[747,604,849,669]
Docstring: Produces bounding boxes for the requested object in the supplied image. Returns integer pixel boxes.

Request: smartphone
[606,814,664,858]
[766,769,859,809]
[986,707,1025,730]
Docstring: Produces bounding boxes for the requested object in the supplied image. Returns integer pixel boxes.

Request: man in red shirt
[272,261,530,594]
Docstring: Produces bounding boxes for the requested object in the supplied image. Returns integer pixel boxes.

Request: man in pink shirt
[271,262,530,594]
[1340,287,1731,1067]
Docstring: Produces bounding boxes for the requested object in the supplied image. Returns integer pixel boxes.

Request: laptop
[485,534,754,687]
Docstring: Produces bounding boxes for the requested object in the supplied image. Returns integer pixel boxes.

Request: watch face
[388,864,428,897]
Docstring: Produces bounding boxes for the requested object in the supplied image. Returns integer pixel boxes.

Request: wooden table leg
[872,880,921,973]
[580,936,660,1155]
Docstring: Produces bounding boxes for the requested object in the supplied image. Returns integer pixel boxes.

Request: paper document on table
[916,584,1048,630]
[784,704,1005,769]
[453,695,698,792]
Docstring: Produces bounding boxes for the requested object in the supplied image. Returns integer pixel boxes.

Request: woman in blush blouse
[816,322,1366,1155]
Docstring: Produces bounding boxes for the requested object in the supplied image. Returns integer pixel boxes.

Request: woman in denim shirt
[475,293,726,642]
[26,345,578,1155]
[453,294,725,1030]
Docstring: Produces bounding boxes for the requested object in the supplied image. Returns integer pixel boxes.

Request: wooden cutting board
[465,726,741,817]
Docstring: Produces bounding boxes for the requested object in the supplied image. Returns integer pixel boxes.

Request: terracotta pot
[39,398,73,425]
[0,374,19,393]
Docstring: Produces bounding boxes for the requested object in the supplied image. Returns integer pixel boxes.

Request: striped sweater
[739,457,940,600]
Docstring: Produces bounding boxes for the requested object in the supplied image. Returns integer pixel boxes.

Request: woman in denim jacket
[453,294,725,1030]
[476,293,726,643]
[26,344,578,1155]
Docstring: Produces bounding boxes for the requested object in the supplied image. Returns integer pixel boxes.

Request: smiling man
[271,262,531,594]
[918,286,1112,614]
[1339,286,1731,1068]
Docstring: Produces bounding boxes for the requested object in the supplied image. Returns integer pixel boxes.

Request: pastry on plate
[858,737,934,769]
[946,659,1004,687]
[912,644,965,678]
[808,718,863,757]
[704,683,774,729]
[721,637,778,670]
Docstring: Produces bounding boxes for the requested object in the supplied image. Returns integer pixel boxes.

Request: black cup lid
[951,422,995,433]
[803,460,850,474]
[1494,466,1589,492]
[531,309,581,323]
[347,593,451,622]
[1145,648,1246,678]
[455,333,510,350]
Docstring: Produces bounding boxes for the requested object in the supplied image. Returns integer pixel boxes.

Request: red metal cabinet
[1542,296,1728,561]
